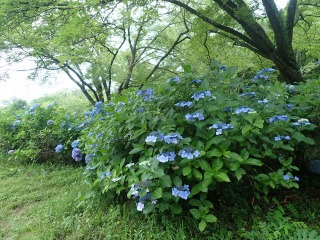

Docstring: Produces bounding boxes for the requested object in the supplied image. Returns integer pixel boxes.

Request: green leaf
[198,159,211,170]
[193,168,203,180]
[182,166,192,176]
[151,187,162,199]
[143,204,155,214]
[160,175,172,188]
[173,176,182,186]
[214,171,230,182]
[170,203,182,214]
[243,158,263,166]
[199,220,207,232]
[190,209,201,219]
[205,214,217,223]
[207,148,222,157]
[159,201,170,212]
[253,119,264,128]
[235,168,246,180]
[191,182,202,195]
[211,158,223,172]
[241,125,251,135]
[129,148,143,154]
[183,64,192,73]
[228,152,243,162]
[84,190,95,199]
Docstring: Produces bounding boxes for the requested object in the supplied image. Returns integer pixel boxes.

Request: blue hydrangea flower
[11,120,22,128]
[258,99,269,104]
[274,135,291,141]
[190,79,201,84]
[240,92,256,97]
[47,120,54,125]
[269,115,289,123]
[45,102,56,109]
[253,74,269,81]
[185,112,204,122]
[175,101,192,107]
[283,174,290,180]
[223,107,233,112]
[294,176,299,181]
[191,90,211,101]
[145,131,164,143]
[178,148,200,159]
[171,185,190,200]
[100,171,111,180]
[235,106,254,114]
[167,76,180,83]
[209,123,233,135]
[136,108,144,113]
[29,103,40,112]
[85,153,96,164]
[71,140,79,148]
[283,104,293,110]
[95,101,103,108]
[72,148,82,161]
[137,89,155,101]
[257,68,275,74]
[292,119,311,126]
[55,144,63,153]
[157,152,176,163]
[219,65,227,71]
[287,85,295,93]
[77,120,92,129]
[164,133,183,144]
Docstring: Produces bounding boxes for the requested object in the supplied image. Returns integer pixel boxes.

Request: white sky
[0,0,288,105]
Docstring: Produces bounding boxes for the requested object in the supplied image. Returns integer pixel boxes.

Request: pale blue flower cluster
[72,148,83,161]
[175,101,192,107]
[219,65,227,71]
[185,112,204,122]
[191,90,211,101]
[90,101,103,117]
[164,133,183,144]
[11,120,22,128]
[45,102,56,109]
[258,68,275,74]
[29,103,41,112]
[157,151,176,163]
[240,92,256,97]
[85,153,96,164]
[100,171,111,180]
[283,174,299,181]
[7,150,14,155]
[167,76,180,83]
[145,131,165,143]
[293,121,311,126]
[253,74,269,81]
[235,106,254,114]
[71,140,79,148]
[209,123,233,135]
[47,120,54,125]
[55,144,63,153]
[269,115,289,123]
[178,148,200,159]
[274,135,291,141]
[172,185,190,200]
[190,79,201,84]
[258,99,269,104]
[137,89,155,101]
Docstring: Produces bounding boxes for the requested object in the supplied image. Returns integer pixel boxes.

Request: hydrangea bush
[1,102,86,163]
[78,66,317,231]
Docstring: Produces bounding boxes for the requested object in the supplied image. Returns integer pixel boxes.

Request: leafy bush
[79,65,317,231]
[0,102,86,164]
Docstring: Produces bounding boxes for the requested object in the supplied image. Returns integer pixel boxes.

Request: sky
[0,0,288,105]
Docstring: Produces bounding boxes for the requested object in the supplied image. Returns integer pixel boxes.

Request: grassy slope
[1,155,320,240]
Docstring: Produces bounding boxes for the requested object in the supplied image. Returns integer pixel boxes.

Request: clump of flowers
[172,185,191,200]
[274,135,291,141]
[185,112,204,122]
[178,148,200,159]
[191,90,211,101]
[175,101,193,107]
[145,131,164,143]
[235,106,254,114]
[137,89,155,101]
[47,120,54,125]
[163,133,183,144]
[55,144,63,153]
[72,148,83,161]
[157,151,176,163]
[209,123,233,135]
[269,115,289,123]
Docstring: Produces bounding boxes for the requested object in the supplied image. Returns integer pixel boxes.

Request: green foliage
[0,102,85,164]
[79,65,318,231]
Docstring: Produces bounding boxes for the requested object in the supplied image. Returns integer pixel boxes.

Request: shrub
[78,65,317,231]
[1,102,86,164]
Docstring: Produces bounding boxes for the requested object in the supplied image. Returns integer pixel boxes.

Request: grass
[1,153,320,239]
